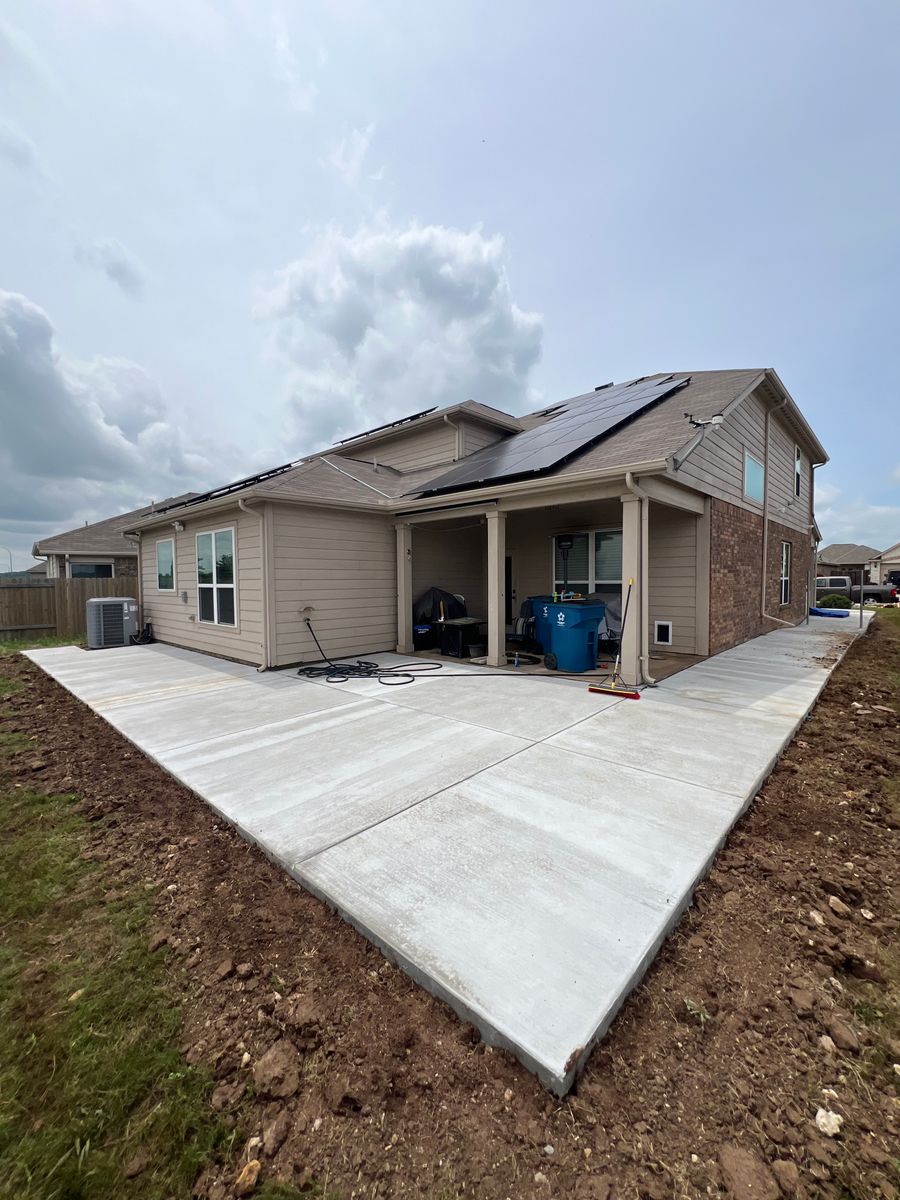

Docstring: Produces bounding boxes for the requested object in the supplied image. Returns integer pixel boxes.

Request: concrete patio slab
[25,613,869,1094]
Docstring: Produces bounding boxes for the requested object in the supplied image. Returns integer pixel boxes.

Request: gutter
[624,471,656,686]
[237,497,272,670]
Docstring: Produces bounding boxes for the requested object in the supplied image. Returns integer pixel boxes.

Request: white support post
[620,494,642,687]
[486,510,506,667]
[395,522,413,654]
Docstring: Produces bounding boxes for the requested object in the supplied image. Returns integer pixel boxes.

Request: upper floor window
[743,451,765,504]
[794,444,802,498]
[156,538,175,591]
[197,528,236,625]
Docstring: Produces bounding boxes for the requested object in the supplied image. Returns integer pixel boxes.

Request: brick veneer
[113,556,138,578]
[709,498,813,655]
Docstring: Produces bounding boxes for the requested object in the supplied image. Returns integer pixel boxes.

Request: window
[553,529,623,593]
[794,445,802,498]
[197,528,236,625]
[743,451,765,504]
[780,541,791,606]
[156,538,175,591]
[69,561,113,578]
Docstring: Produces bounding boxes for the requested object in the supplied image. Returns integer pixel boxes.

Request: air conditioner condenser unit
[86,597,139,649]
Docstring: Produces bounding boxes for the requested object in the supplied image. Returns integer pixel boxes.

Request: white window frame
[155,537,176,592]
[743,450,765,505]
[780,541,791,606]
[67,559,115,579]
[550,527,623,593]
[794,444,802,499]
[196,527,238,628]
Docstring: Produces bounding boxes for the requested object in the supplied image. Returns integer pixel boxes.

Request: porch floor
[410,646,705,682]
[26,615,868,1094]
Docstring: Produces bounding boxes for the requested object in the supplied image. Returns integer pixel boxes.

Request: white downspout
[760,396,794,628]
[237,497,271,670]
[443,413,462,460]
[624,471,656,686]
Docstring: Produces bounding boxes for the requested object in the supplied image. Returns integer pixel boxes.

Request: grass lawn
[0,649,308,1199]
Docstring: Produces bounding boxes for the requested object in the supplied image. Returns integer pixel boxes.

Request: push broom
[587,577,641,699]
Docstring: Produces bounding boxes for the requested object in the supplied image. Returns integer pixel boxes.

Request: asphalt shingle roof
[34,493,200,556]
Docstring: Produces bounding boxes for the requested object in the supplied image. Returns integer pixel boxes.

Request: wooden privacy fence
[0,578,137,639]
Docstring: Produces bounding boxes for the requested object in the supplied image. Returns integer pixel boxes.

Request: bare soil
[2,618,899,1200]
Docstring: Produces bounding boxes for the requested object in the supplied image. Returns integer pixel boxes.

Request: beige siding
[648,504,697,654]
[271,503,396,665]
[458,420,506,457]
[140,504,264,664]
[338,423,457,472]
[412,523,486,617]
[671,390,811,534]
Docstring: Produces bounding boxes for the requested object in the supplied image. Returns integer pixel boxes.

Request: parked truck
[815,575,898,605]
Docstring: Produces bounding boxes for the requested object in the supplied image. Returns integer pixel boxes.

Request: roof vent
[594,382,614,391]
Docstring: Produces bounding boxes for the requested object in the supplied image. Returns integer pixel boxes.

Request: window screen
[197,528,236,625]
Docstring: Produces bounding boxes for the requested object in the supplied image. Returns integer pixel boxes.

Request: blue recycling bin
[542,600,607,672]
[528,595,555,652]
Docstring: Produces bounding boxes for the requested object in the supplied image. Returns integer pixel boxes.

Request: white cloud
[255,222,543,451]
[0,118,39,171]
[328,124,376,187]
[272,10,317,114]
[814,479,841,506]
[0,289,241,564]
[75,238,147,298]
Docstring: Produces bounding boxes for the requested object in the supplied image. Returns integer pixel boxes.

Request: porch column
[620,494,642,687]
[395,522,413,654]
[486,510,507,667]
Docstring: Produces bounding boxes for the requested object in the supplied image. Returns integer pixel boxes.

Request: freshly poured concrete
[26,616,867,1093]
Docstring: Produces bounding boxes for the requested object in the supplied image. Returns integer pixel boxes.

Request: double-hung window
[156,538,175,591]
[553,529,623,593]
[197,529,236,625]
[743,451,765,504]
[780,541,791,606]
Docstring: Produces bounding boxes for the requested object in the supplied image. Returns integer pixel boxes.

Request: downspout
[624,471,656,686]
[443,413,462,460]
[237,497,271,670]
[760,395,794,628]
[132,531,143,621]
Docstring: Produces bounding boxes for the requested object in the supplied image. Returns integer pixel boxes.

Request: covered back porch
[395,476,711,686]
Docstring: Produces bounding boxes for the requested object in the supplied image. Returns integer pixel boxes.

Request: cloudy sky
[2,1,899,569]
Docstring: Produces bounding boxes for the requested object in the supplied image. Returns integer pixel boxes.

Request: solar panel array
[416,374,691,496]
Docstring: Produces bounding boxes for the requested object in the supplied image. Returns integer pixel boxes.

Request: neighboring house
[125,371,826,688]
[816,542,882,583]
[871,540,900,584]
[27,562,48,576]
[32,494,198,580]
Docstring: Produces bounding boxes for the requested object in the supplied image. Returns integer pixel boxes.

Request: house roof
[817,542,882,565]
[875,540,900,560]
[128,367,827,525]
[33,493,200,557]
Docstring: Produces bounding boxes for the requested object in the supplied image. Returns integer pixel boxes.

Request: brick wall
[114,556,138,578]
[709,499,812,655]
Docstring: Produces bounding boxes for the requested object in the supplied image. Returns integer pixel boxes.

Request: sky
[1,0,899,569]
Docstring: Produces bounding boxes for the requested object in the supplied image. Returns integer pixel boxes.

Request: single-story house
[32,494,197,580]
[124,369,826,687]
[27,561,48,576]
[871,540,900,585]
[816,542,882,583]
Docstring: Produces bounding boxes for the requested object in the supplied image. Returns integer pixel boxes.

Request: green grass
[0,634,84,656]
[0,681,308,1198]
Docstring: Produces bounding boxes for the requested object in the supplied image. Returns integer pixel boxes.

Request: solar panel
[417,375,691,495]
